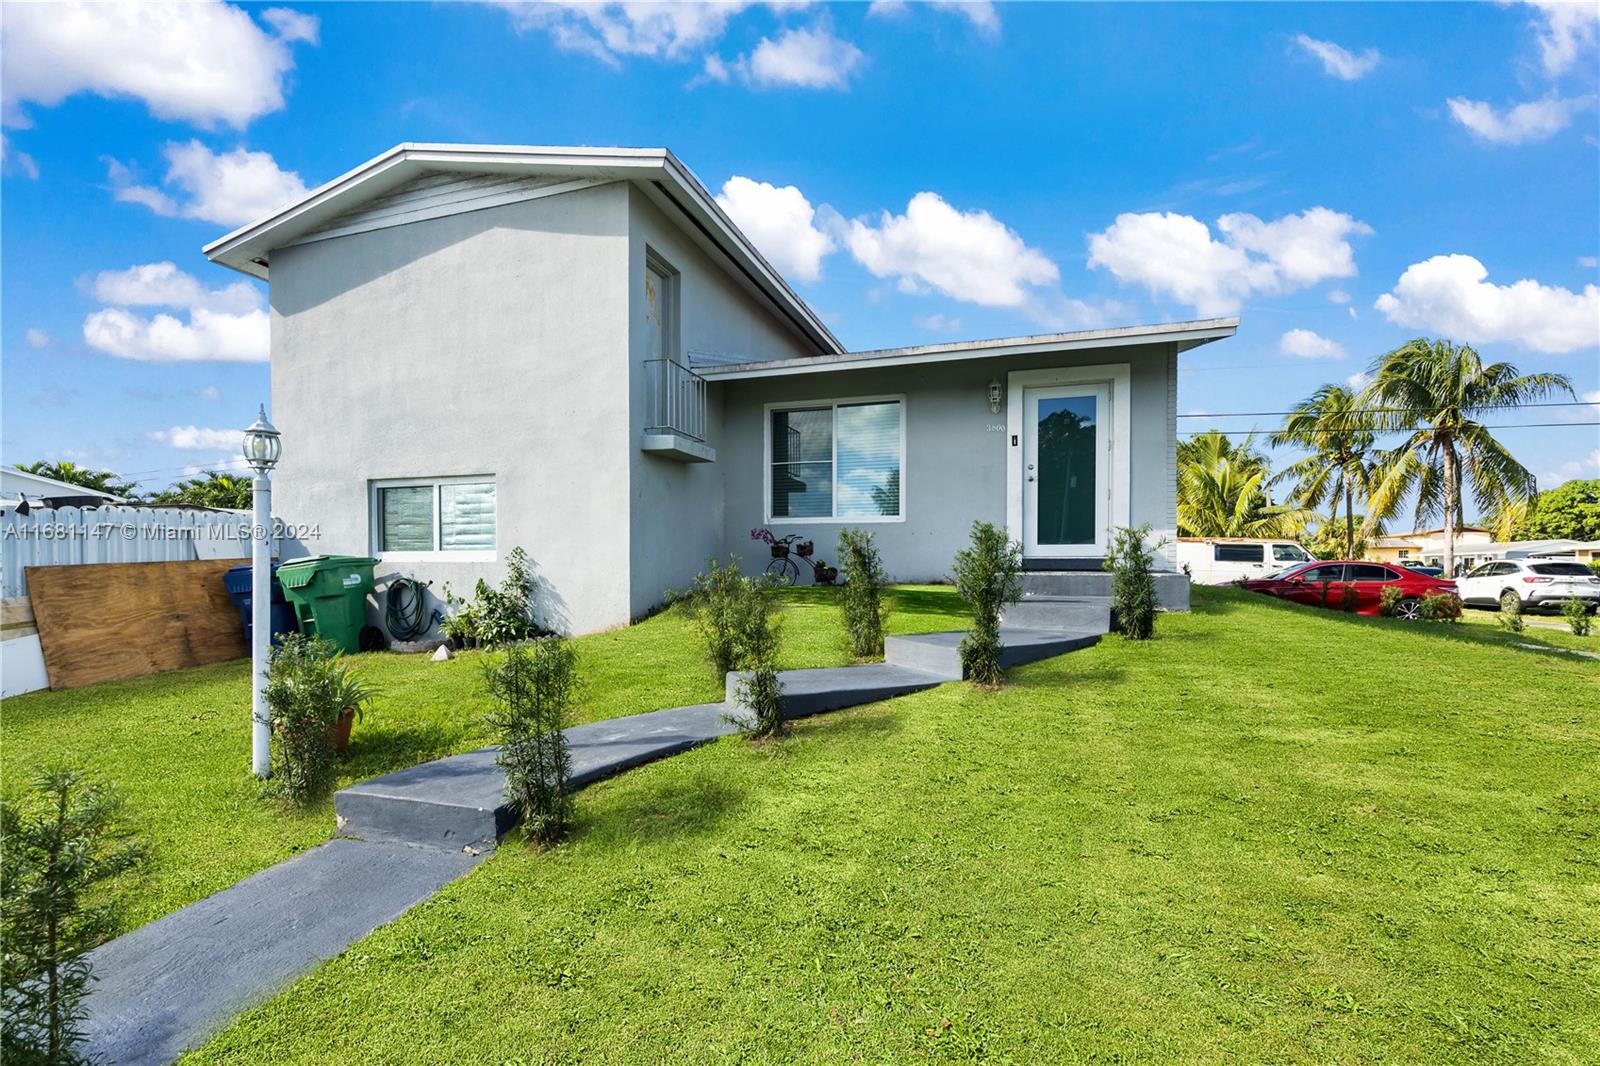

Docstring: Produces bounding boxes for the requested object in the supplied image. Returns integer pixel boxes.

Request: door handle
[1026,475,1036,482]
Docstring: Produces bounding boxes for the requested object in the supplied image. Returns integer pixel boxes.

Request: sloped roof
[204,142,842,356]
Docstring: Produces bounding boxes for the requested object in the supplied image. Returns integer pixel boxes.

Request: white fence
[0,505,255,598]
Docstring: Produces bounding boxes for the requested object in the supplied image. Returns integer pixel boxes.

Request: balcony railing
[644,357,708,443]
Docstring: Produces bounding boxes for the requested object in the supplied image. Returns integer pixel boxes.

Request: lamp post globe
[243,405,281,778]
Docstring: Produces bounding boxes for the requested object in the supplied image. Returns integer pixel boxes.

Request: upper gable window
[644,251,678,364]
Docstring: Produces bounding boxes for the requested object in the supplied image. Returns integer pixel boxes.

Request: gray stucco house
[205,143,1238,635]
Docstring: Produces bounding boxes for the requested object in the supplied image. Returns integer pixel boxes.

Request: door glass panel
[1035,394,1097,546]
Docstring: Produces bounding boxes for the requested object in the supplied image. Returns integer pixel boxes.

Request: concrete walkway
[81,619,1103,1064]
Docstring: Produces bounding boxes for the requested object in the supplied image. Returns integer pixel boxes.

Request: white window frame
[763,394,907,524]
[370,475,497,561]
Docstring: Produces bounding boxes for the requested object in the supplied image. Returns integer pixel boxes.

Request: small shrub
[1497,596,1525,633]
[265,634,361,805]
[684,557,755,678]
[1,768,142,1064]
[837,528,887,658]
[1590,560,1600,579]
[1378,585,1404,617]
[438,582,480,647]
[475,547,540,646]
[731,576,786,739]
[1418,591,1461,622]
[952,521,1023,686]
[1103,524,1160,640]
[1562,596,1593,636]
[483,638,578,846]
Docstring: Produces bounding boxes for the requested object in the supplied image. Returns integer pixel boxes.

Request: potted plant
[814,562,838,584]
[328,667,376,754]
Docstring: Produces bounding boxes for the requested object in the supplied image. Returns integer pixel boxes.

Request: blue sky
[2,1,1597,511]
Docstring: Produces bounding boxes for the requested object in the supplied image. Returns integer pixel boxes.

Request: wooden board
[26,559,248,690]
[2,597,38,639]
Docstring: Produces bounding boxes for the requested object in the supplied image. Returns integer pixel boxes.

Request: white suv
[1456,559,1600,613]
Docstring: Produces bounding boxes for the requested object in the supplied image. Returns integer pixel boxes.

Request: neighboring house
[205,143,1238,635]
[1368,527,1494,572]
[1,464,126,509]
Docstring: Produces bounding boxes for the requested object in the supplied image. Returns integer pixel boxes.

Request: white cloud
[260,7,320,44]
[715,176,836,283]
[742,25,865,89]
[867,1,1000,34]
[24,328,50,349]
[492,1,773,65]
[1539,449,1600,489]
[1,2,318,129]
[1293,34,1380,80]
[915,312,963,332]
[198,385,224,402]
[1,133,38,178]
[1580,256,1599,269]
[843,191,1059,307]
[108,141,307,228]
[1087,207,1371,315]
[151,426,242,450]
[90,262,261,314]
[1345,370,1372,390]
[1327,289,1351,304]
[1523,0,1599,77]
[1374,254,1600,354]
[1447,95,1592,145]
[1279,328,1347,360]
[83,262,268,363]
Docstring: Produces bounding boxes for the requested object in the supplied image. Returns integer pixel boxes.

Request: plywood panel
[26,559,248,690]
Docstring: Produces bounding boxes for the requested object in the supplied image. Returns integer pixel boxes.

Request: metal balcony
[642,358,715,462]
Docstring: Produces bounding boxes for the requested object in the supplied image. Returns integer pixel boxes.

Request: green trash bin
[275,555,378,653]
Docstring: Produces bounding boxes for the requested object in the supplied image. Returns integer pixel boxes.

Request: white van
[1177,538,1316,585]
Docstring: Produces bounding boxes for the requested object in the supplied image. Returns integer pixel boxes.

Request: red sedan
[1241,560,1458,619]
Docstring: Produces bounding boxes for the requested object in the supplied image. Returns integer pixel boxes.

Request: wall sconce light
[988,379,1003,415]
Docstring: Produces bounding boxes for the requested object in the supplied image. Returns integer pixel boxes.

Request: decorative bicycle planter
[751,528,839,585]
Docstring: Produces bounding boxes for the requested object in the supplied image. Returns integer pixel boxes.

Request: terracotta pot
[329,707,356,753]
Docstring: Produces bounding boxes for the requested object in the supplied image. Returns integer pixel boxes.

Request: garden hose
[384,577,441,641]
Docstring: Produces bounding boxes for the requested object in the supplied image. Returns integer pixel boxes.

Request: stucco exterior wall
[715,342,1179,583]
[268,182,631,634]
[624,188,818,617]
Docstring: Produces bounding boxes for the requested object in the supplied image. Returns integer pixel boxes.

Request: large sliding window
[372,476,496,557]
[768,398,904,521]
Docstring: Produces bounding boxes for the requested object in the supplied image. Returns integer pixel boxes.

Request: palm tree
[147,470,251,509]
[14,460,135,498]
[1176,430,1312,538]
[1361,338,1573,575]
[1269,384,1377,559]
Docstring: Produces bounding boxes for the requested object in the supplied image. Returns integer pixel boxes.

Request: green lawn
[0,586,966,933]
[170,586,1597,1064]
[1454,601,1600,655]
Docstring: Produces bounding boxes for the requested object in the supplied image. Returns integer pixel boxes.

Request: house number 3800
[985,422,1006,432]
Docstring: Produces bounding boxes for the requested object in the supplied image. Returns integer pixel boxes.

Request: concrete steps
[1001,595,1111,632]
[1022,570,1191,611]
[885,627,1102,680]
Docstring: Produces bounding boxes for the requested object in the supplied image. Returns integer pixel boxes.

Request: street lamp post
[242,406,282,778]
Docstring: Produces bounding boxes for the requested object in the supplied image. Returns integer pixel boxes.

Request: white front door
[1022,383,1110,556]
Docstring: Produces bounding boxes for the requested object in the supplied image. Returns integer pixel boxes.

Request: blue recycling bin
[223,562,298,646]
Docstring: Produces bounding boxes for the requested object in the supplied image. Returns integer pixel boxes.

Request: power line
[1180,421,1599,437]
[1178,401,1597,419]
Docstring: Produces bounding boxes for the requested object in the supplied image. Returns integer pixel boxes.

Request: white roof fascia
[698,318,1241,381]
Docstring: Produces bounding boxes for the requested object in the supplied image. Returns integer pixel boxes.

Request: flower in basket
[750,527,775,544]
